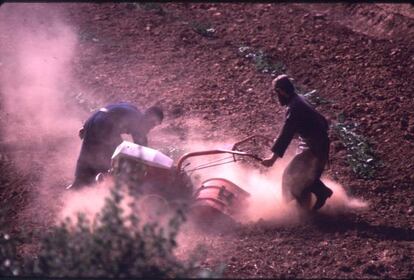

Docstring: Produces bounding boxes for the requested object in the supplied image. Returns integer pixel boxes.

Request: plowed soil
[0,3,413,279]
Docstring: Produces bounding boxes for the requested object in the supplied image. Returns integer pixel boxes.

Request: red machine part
[192,178,251,218]
[176,136,273,225]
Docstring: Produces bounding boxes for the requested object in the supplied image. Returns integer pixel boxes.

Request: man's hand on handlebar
[79,127,85,139]
[261,153,278,167]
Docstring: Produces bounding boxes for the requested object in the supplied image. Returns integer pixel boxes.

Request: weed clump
[191,22,216,38]
[32,185,191,278]
[132,2,166,15]
[238,46,285,75]
[0,164,216,278]
[0,231,21,277]
[332,115,380,179]
[302,89,330,106]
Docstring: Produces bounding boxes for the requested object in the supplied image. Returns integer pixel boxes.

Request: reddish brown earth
[1,3,413,278]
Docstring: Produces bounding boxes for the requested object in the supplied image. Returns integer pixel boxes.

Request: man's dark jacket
[271,94,329,159]
[82,102,148,149]
[74,102,148,185]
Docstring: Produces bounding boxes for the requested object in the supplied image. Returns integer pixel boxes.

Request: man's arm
[79,126,85,139]
[262,109,298,167]
[131,132,148,146]
[262,153,278,167]
[125,111,149,146]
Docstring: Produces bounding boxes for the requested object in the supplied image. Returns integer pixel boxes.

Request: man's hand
[78,127,85,139]
[132,135,148,147]
[261,158,275,167]
[261,154,278,167]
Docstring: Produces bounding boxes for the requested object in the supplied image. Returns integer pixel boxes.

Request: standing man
[262,74,333,210]
[67,102,164,189]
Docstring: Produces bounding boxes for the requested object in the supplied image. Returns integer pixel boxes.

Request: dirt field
[0,3,413,278]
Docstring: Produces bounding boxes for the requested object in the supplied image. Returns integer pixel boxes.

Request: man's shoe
[312,187,333,211]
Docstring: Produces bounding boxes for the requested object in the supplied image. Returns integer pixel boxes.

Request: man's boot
[311,180,333,211]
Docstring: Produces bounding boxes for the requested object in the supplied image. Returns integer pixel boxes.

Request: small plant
[332,115,380,179]
[238,46,285,75]
[132,2,166,15]
[30,183,191,278]
[302,89,330,106]
[293,82,330,107]
[0,163,219,278]
[0,226,21,277]
[191,22,216,38]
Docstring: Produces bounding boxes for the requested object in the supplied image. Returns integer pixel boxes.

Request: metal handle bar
[231,134,274,151]
[177,149,263,172]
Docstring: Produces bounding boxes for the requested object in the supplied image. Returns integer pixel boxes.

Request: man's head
[272,74,296,106]
[143,106,164,130]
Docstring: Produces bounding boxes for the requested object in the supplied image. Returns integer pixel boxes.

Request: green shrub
[332,115,380,179]
[191,22,216,38]
[302,89,330,106]
[291,81,331,107]
[238,46,285,75]
[30,183,191,278]
[132,2,166,15]
[0,229,21,276]
[0,163,219,278]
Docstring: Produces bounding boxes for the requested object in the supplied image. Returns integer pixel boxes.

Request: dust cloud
[55,113,368,260]
[142,118,368,228]
[171,131,368,259]
[58,179,143,227]
[0,3,84,225]
[176,135,368,226]
[0,3,367,232]
[58,181,113,223]
[55,117,214,225]
[319,178,368,216]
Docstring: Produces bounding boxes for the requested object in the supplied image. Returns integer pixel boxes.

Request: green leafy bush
[30,183,192,278]
[302,90,330,106]
[191,22,216,38]
[0,165,218,278]
[332,116,380,179]
[238,46,285,75]
[0,231,21,276]
[0,202,25,277]
[132,2,166,15]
